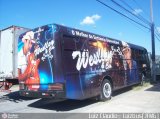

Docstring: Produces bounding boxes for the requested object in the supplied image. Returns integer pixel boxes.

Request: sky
[0,0,160,55]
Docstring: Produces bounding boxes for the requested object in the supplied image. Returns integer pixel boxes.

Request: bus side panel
[61,28,126,99]
[62,27,146,98]
[61,32,95,99]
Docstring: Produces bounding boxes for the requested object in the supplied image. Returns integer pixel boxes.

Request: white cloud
[132,9,143,15]
[80,14,101,25]
[156,27,160,34]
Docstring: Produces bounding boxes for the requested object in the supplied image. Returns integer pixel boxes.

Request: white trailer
[0,26,29,85]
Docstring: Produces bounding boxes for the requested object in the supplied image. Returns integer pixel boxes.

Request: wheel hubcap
[103,83,111,98]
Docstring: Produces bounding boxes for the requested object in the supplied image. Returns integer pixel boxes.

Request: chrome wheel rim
[103,83,111,98]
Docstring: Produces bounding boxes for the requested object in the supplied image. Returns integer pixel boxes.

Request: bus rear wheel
[99,79,112,101]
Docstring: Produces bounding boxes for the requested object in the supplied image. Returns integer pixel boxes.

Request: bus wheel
[99,79,112,101]
[140,74,145,86]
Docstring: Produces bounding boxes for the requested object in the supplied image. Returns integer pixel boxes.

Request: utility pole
[150,0,156,82]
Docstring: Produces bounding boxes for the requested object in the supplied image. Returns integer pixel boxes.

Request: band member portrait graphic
[122,41,139,85]
[18,31,40,86]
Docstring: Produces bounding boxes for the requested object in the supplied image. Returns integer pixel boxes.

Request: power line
[154,22,160,41]
[132,0,151,19]
[119,0,134,11]
[155,33,160,41]
[154,28,160,42]
[155,33,160,42]
[155,27,160,38]
[96,0,151,30]
[110,0,150,26]
[118,0,151,26]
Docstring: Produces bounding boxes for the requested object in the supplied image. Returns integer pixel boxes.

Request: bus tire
[140,73,145,86]
[99,79,112,101]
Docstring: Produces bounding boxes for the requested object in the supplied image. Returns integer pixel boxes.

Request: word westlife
[72,48,115,71]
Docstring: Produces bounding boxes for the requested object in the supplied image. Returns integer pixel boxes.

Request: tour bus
[18,24,150,101]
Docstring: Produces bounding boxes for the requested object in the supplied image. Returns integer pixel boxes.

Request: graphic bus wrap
[18,25,56,90]
[18,24,150,100]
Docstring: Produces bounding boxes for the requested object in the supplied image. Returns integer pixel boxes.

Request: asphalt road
[0,82,160,114]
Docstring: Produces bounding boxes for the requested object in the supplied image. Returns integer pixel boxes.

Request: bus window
[62,34,77,51]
